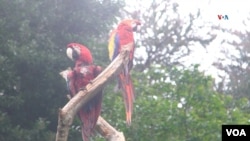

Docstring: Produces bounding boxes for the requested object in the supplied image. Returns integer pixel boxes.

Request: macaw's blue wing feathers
[78,65,103,141]
[80,90,103,141]
[113,33,120,60]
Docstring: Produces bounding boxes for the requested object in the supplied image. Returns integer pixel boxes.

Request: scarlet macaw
[62,43,103,141]
[108,19,141,125]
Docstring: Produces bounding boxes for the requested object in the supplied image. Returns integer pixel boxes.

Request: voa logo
[226,129,246,136]
[218,15,229,20]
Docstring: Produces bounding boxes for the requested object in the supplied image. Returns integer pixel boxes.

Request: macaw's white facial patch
[66,48,73,60]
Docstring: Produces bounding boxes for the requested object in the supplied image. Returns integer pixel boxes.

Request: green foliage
[0,0,122,140]
[0,112,54,141]
[1,0,249,141]
[100,65,250,141]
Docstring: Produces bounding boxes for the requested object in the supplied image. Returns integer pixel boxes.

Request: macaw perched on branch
[108,19,141,125]
[61,43,103,141]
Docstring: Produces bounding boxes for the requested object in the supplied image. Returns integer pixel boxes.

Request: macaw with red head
[61,43,103,141]
[108,19,141,125]
[67,43,93,66]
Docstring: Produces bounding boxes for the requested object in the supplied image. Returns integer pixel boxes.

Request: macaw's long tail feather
[119,73,135,125]
[79,91,103,141]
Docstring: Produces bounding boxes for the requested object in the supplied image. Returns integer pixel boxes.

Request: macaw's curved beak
[132,20,141,31]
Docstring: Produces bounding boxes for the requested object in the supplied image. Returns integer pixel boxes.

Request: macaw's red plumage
[62,43,103,141]
[108,19,141,125]
[66,64,103,141]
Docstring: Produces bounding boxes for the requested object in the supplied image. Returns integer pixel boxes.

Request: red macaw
[62,43,103,141]
[108,19,141,125]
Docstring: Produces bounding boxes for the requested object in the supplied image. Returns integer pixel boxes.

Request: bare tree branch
[96,116,125,141]
[55,43,133,141]
[123,0,216,72]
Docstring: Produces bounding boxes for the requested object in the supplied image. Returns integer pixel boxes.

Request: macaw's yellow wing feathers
[108,30,116,61]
